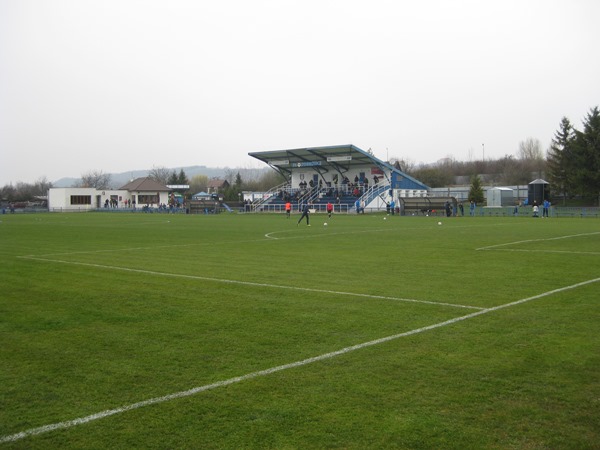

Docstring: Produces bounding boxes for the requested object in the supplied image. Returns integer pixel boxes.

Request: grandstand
[248,144,429,214]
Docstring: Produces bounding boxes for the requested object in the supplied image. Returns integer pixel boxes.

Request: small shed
[528,179,549,205]
[487,187,513,207]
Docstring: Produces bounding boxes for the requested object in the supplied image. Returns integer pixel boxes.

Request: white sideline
[2,276,599,444]
[16,256,484,310]
[478,249,600,255]
[476,231,600,251]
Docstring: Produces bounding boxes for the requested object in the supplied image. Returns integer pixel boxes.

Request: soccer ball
[324,222,328,226]
[383,217,387,220]
[438,221,442,225]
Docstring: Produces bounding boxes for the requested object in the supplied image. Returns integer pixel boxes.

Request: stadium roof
[248,144,385,172]
[248,144,428,190]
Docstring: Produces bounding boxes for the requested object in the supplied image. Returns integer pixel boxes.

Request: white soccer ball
[324,222,328,226]
[438,221,442,225]
[383,217,387,220]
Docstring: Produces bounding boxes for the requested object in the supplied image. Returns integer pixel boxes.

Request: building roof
[207,178,229,188]
[249,144,379,172]
[248,144,428,190]
[119,177,170,192]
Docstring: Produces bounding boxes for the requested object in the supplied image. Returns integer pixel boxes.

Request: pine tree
[547,117,575,203]
[167,171,178,185]
[468,175,484,204]
[177,169,188,185]
[573,107,600,203]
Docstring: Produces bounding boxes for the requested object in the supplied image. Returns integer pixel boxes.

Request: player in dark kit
[297,203,310,226]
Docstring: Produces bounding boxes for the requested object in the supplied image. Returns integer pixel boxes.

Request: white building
[486,187,514,207]
[48,178,171,211]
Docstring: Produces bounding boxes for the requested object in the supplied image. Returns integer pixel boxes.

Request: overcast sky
[1,0,599,185]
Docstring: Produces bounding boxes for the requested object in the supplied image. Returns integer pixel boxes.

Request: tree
[547,117,576,203]
[518,137,544,160]
[410,167,452,188]
[148,166,170,185]
[573,107,600,203]
[518,137,545,178]
[177,169,188,185]
[493,155,522,185]
[0,183,17,202]
[223,172,244,202]
[389,156,415,174]
[223,168,237,185]
[33,176,53,196]
[0,178,53,202]
[244,170,286,191]
[468,175,485,204]
[79,170,112,189]
[167,170,178,186]
[189,174,208,194]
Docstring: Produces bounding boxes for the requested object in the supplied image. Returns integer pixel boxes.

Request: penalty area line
[2,276,598,444]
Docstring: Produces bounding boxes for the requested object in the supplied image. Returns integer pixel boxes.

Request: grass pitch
[1,212,599,449]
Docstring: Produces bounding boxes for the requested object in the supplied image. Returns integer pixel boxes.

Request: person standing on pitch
[326,201,333,219]
[297,202,311,226]
[542,199,550,218]
[285,201,291,218]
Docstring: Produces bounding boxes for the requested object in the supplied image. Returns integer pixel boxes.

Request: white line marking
[263,220,523,242]
[19,221,521,258]
[2,276,598,444]
[17,256,482,310]
[480,249,600,255]
[476,232,600,251]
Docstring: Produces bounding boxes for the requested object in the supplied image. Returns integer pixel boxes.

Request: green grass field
[1,211,599,449]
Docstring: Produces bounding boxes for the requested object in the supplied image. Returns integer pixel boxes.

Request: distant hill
[53,165,269,188]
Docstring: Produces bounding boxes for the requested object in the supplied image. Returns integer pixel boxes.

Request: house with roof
[47,177,171,211]
[119,177,171,207]
[207,178,230,195]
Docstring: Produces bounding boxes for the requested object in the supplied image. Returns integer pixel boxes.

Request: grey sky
[1,0,599,185]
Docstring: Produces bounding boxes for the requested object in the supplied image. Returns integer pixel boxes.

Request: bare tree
[224,168,236,184]
[518,137,545,178]
[79,170,112,189]
[518,137,543,160]
[33,176,53,196]
[389,156,415,174]
[148,166,171,185]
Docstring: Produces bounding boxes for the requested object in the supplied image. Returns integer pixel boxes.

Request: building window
[138,194,159,204]
[70,195,92,205]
